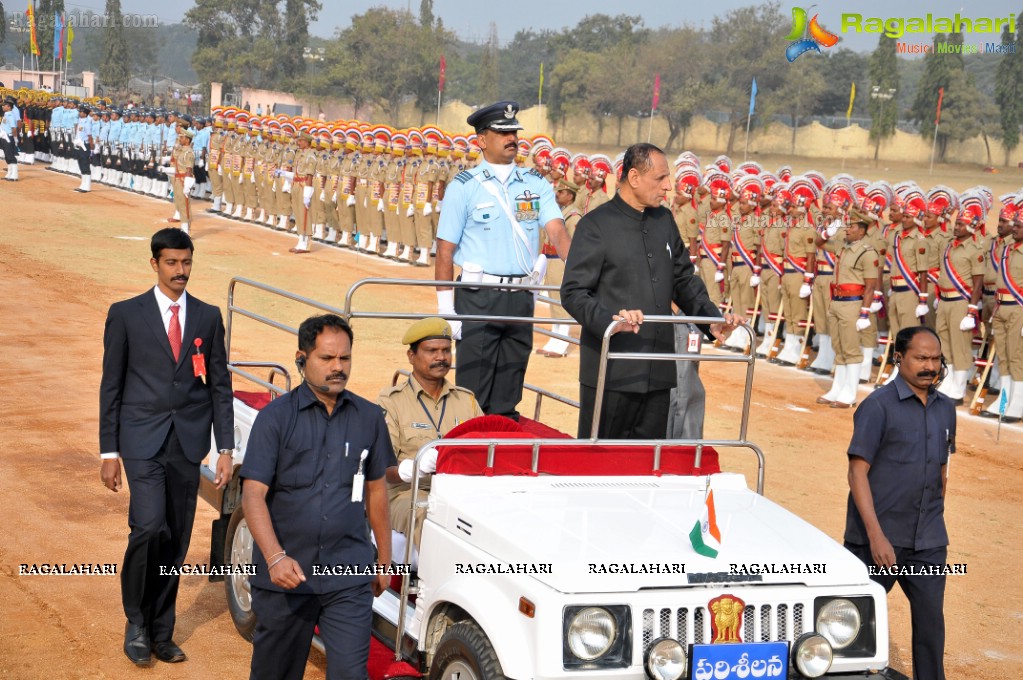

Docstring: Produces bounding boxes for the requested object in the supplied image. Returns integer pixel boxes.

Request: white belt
[480,273,528,285]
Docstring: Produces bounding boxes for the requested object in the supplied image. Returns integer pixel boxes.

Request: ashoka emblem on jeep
[708,594,745,643]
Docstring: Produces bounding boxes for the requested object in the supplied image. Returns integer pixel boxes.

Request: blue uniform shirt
[240,383,395,594]
[193,126,211,152]
[1,110,17,136]
[437,160,561,276]
[164,122,177,149]
[844,373,955,551]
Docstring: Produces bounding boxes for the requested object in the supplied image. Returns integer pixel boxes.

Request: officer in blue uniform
[1,97,19,181]
[435,101,571,419]
[72,105,93,192]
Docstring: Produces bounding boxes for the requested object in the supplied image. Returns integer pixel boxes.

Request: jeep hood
[427,473,869,593]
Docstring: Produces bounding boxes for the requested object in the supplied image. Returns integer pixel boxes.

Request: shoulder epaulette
[454,170,473,184]
[526,168,544,179]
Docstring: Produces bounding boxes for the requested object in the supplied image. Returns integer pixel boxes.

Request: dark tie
[168,304,181,361]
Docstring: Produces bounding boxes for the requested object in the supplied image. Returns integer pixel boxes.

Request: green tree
[478,22,499,104]
[498,29,558,109]
[639,26,709,150]
[938,68,986,161]
[910,32,964,148]
[815,48,866,117]
[36,0,67,63]
[994,15,1023,164]
[419,0,433,27]
[0,2,7,45]
[868,35,900,162]
[705,2,788,154]
[100,0,130,92]
[771,55,827,153]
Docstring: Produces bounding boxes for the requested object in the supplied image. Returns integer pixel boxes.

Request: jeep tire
[225,505,257,640]
[429,620,505,680]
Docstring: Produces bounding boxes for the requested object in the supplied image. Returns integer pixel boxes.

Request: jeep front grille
[641,603,805,652]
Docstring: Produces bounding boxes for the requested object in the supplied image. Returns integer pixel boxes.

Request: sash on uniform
[942,242,973,299]
[893,233,923,295]
[731,224,757,269]
[784,230,807,275]
[699,219,723,267]
[991,238,1002,274]
[1000,244,1023,305]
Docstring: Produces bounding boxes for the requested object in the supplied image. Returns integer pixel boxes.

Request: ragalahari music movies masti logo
[786,7,840,62]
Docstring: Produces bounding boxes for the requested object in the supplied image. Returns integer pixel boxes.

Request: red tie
[168,304,182,361]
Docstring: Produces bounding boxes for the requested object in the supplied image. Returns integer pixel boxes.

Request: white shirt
[153,286,187,337]
[100,287,189,460]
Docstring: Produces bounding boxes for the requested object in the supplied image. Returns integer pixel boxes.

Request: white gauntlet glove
[437,290,462,340]
[749,267,761,287]
[397,448,439,482]
[406,204,415,218]
[303,185,314,208]
[824,219,842,239]
[423,202,433,216]
[869,292,884,314]
[346,194,356,207]
[914,295,929,319]
[377,198,385,212]
[959,304,979,331]
[183,177,195,194]
[799,282,812,298]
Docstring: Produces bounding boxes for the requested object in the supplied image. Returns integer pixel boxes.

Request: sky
[58,0,1021,52]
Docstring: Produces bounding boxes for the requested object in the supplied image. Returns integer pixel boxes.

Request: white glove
[73,139,85,150]
[183,177,195,194]
[714,270,725,282]
[799,283,812,298]
[914,304,929,318]
[959,315,976,331]
[825,218,842,239]
[420,447,439,474]
[283,180,292,193]
[161,155,172,165]
[869,293,883,313]
[406,205,415,217]
[319,191,326,202]
[346,195,356,207]
[377,199,385,212]
[435,200,443,212]
[199,159,206,169]
[331,192,337,203]
[855,317,871,331]
[749,274,760,287]
[303,185,314,208]
[26,129,33,137]
[237,172,244,185]
[250,172,256,183]
[437,290,462,340]
[423,202,433,216]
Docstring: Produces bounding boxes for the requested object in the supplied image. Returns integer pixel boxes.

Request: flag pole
[744,112,752,162]
[929,86,943,175]
[928,124,939,175]
[647,108,654,143]
[436,89,441,125]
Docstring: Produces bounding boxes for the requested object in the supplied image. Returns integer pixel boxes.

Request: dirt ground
[0,158,1021,679]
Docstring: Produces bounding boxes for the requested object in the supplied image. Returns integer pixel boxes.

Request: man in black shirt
[561,143,742,439]
[240,314,395,680]
[845,326,955,680]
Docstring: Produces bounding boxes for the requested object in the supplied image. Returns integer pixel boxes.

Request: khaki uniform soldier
[237,125,259,221]
[413,141,440,267]
[818,208,878,408]
[167,129,196,234]
[353,131,374,247]
[310,132,333,240]
[323,136,344,242]
[337,132,360,246]
[259,129,280,227]
[722,175,764,352]
[380,319,482,549]
[982,205,1015,327]
[381,135,406,258]
[808,185,855,374]
[697,172,734,308]
[223,119,243,215]
[398,154,419,262]
[275,130,298,230]
[755,206,787,357]
[205,112,227,213]
[282,132,317,252]
[886,194,932,345]
[363,130,390,254]
[775,180,820,366]
[672,171,701,249]
[980,217,1023,422]
[582,155,613,215]
[539,178,584,357]
[431,149,449,236]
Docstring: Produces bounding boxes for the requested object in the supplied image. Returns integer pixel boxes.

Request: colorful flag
[538,62,544,101]
[846,82,856,122]
[1000,385,1009,415]
[749,77,758,116]
[26,1,40,56]
[67,23,74,62]
[935,86,945,126]
[689,489,721,558]
[53,12,64,60]
[652,73,661,111]
[438,54,446,92]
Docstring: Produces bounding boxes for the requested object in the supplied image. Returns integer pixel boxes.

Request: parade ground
[1,156,1021,678]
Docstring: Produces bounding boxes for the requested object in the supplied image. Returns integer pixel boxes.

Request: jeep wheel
[429,620,505,680]
[225,506,257,640]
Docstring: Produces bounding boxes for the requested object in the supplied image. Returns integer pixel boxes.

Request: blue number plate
[689,641,788,679]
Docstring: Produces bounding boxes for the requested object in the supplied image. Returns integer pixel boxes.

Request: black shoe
[152,640,186,663]
[979,410,1001,419]
[123,622,151,666]
[1001,415,1022,424]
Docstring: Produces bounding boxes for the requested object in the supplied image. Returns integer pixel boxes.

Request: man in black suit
[99,228,235,666]
[561,143,742,439]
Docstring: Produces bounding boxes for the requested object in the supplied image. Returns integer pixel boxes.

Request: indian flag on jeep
[689,489,721,558]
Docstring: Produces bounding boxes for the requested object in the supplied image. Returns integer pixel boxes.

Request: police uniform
[724,207,762,351]
[169,129,195,233]
[887,224,930,340]
[540,179,584,357]
[1,98,19,181]
[776,210,817,365]
[436,101,562,418]
[754,211,786,357]
[983,234,1023,421]
[698,207,731,307]
[934,232,984,402]
[379,319,482,547]
[820,211,878,408]
[289,136,318,252]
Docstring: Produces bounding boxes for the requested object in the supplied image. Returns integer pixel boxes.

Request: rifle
[875,332,895,386]
[765,299,785,360]
[969,340,997,416]
[796,302,815,369]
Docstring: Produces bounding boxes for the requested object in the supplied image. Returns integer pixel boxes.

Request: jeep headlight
[566,607,617,660]
[644,638,686,680]
[815,598,861,649]
[792,633,833,678]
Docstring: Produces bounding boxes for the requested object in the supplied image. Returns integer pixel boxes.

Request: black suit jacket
[561,194,721,393]
[99,288,234,463]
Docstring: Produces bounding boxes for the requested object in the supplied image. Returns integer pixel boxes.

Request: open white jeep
[198,277,908,680]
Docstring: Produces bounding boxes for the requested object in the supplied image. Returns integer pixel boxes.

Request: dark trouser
[578,385,671,439]
[845,542,946,680]
[120,428,200,642]
[75,147,90,174]
[454,287,533,419]
[193,163,208,184]
[250,583,373,680]
[668,322,706,439]
[1,137,17,164]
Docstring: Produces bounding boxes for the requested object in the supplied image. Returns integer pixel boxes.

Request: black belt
[890,285,911,292]
[832,296,863,302]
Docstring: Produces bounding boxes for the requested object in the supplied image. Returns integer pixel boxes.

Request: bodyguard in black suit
[561,143,742,439]
[99,228,235,666]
